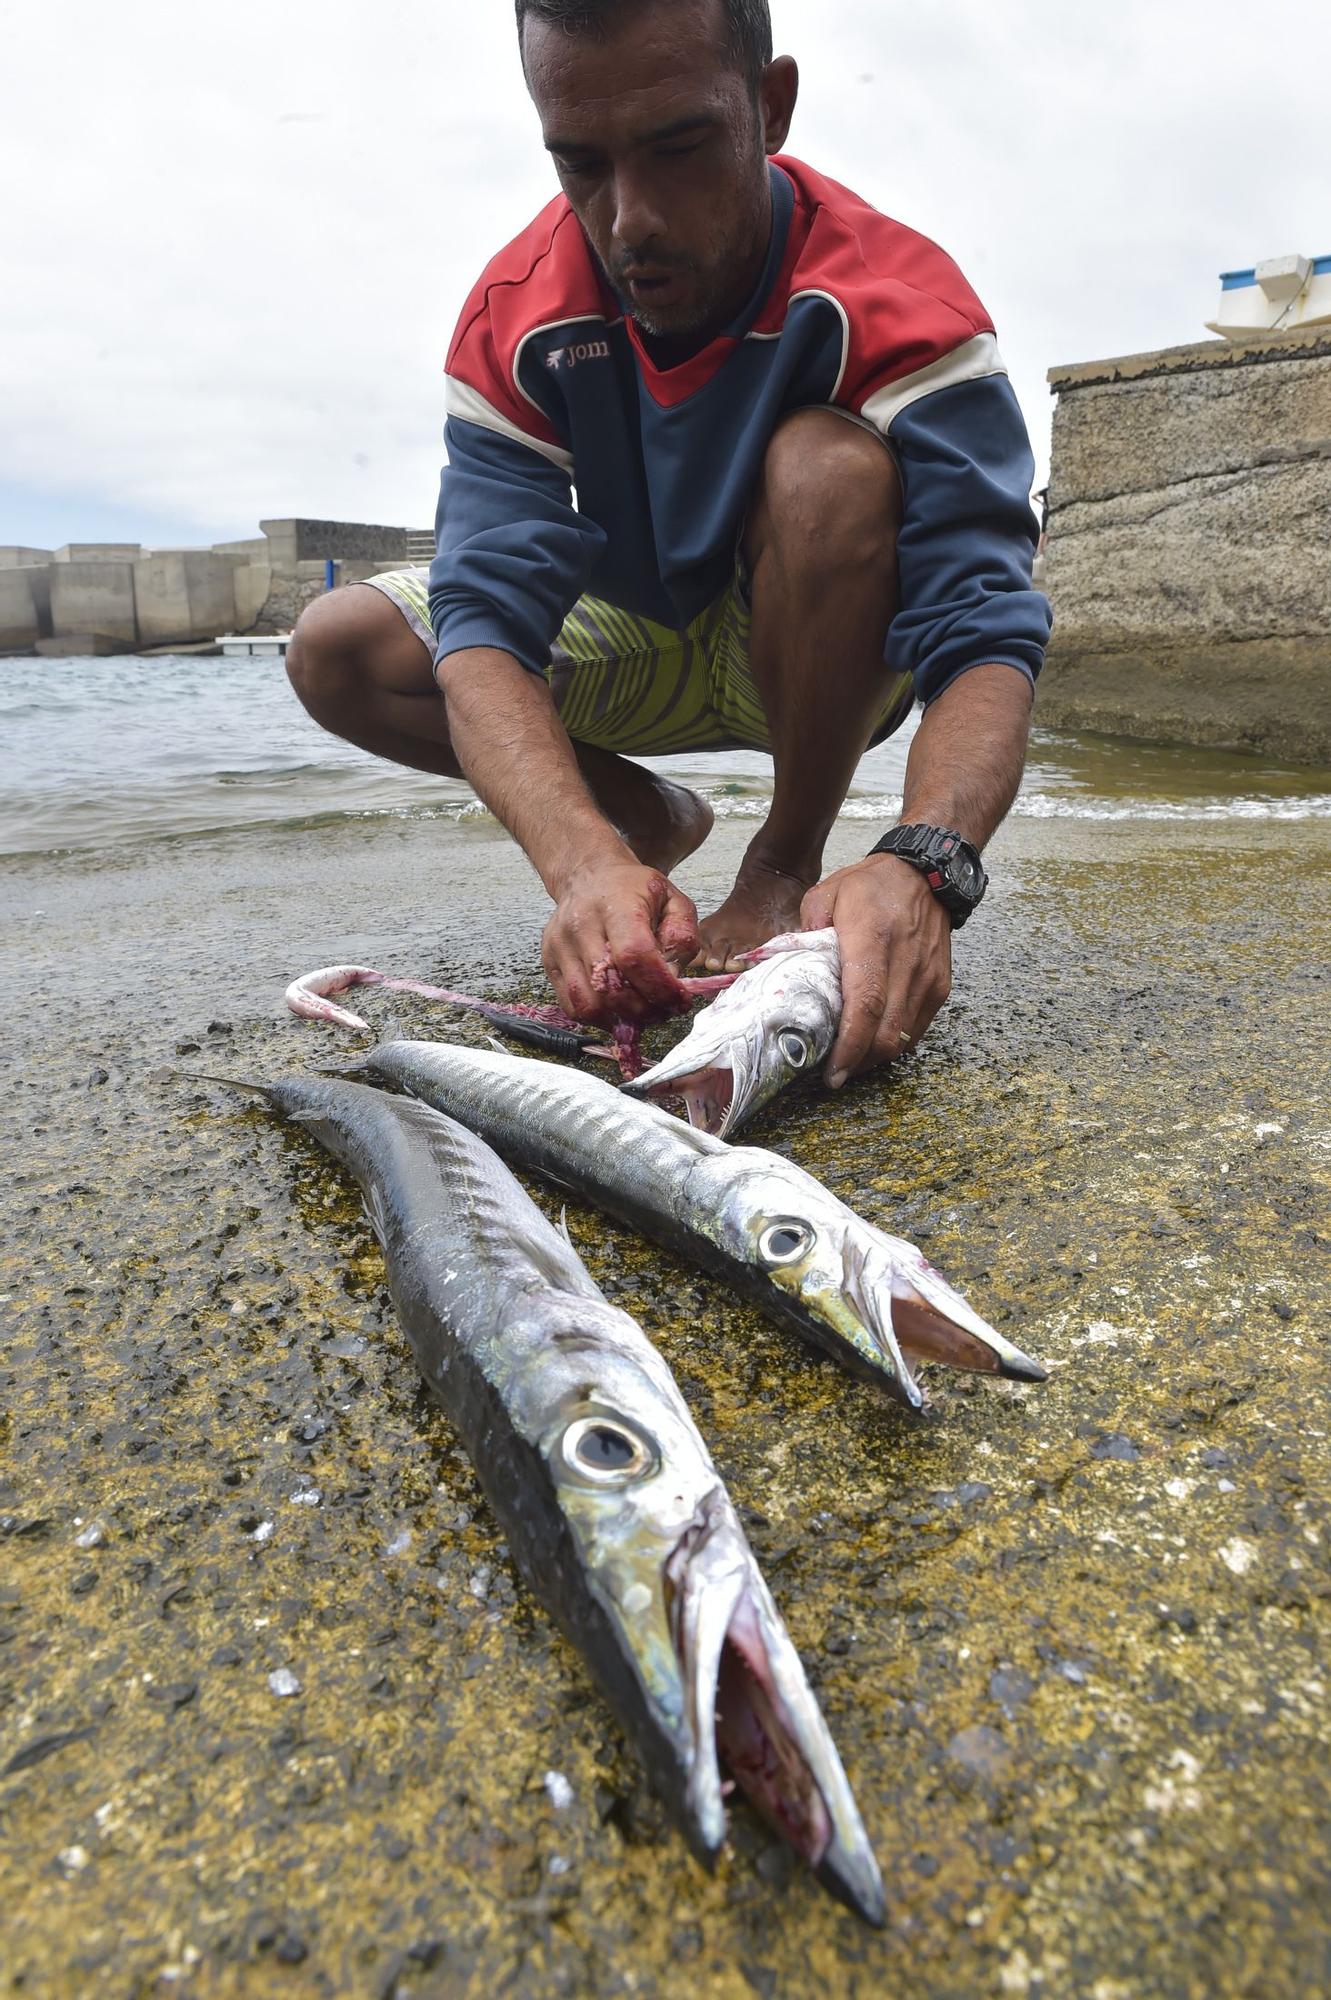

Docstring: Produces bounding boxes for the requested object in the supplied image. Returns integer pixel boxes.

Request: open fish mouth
[664,1493,885,1924]
[635,1063,737,1136]
[626,1034,762,1137]
[842,1229,1048,1385]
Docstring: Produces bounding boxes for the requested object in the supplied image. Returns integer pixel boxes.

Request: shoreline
[4,805,1330,1994]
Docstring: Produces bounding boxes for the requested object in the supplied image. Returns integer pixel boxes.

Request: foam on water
[707,792,1331,824]
[3,652,1329,858]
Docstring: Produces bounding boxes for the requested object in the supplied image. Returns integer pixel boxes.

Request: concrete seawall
[1040,325,1331,764]
[0,519,430,657]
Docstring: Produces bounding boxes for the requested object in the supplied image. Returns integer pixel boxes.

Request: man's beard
[609,215,761,343]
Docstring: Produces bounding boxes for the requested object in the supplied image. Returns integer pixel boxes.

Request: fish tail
[174,1069,272,1100]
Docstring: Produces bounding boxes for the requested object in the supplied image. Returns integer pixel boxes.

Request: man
[287,0,1050,1087]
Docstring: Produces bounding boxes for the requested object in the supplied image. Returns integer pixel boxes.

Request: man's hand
[439,647,699,1021]
[801,854,953,1087]
[541,858,699,1026]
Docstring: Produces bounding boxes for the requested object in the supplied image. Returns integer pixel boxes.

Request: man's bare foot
[693,855,813,971]
[575,745,714,874]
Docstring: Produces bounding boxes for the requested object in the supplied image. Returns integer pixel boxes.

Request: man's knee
[286,585,428,716]
[287,588,369,705]
[749,408,901,576]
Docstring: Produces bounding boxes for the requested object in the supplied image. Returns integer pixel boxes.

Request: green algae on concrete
[2,800,1329,1998]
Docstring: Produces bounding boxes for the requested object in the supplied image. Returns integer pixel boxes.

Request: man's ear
[759,55,799,155]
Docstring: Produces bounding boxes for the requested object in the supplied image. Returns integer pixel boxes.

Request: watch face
[952,856,979,896]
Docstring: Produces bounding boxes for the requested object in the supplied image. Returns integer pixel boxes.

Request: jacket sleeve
[875,369,1051,704]
[428,404,606,676]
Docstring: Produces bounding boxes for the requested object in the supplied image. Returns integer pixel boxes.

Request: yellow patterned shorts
[365,564,913,757]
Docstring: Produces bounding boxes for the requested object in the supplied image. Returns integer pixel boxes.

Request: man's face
[523,0,795,342]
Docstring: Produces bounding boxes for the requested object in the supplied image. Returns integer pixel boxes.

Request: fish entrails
[207,1069,886,1922]
[286,964,738,1080]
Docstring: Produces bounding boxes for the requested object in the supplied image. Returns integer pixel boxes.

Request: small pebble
[268,1668,301,1698]
[544,1770,574,1811]
[73,1521,106,1550]
[945,1724,1013,1781]
[989,1667,1035,1716]
[249,1521,274,1544]
[1089,1433,1140,1462]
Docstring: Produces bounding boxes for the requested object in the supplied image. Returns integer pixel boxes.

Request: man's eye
[557,159,601,179]
[657,143,702,160]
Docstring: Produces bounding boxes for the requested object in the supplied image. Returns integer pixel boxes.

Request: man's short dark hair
[515,0,773,89]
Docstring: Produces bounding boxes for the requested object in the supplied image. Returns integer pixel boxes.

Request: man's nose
[610,169,666,258]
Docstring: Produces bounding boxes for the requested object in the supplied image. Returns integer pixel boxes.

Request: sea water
[3,652,1329,860]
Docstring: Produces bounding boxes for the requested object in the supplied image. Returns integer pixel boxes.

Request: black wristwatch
[867,823,988,927]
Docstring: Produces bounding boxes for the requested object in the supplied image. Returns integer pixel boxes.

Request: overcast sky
[2,0,1325,548]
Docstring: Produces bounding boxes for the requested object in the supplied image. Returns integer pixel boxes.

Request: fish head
[701,1155,1047,1401]
[540,1379,883,1921]
[625,933,842,1136]
[699,1157,920,1406]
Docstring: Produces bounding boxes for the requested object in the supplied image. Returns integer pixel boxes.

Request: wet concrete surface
[3,803,1330,1997]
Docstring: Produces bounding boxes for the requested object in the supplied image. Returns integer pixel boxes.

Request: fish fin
[556,1205,573,1249]
[360,1184,388,1250]
[381,1013,409,1045]
[483,1034,507,1054]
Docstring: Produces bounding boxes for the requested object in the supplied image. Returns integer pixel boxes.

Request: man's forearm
[898,661,1034,848]
[436,646,630,896]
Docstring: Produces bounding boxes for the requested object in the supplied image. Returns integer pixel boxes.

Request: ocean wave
[705,791,1331,824]
[6,785,1330,861]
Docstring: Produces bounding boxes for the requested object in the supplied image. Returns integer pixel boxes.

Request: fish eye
[556,1414,658,1487]
[778,1030,811,1069]
[758,1219,815,1266]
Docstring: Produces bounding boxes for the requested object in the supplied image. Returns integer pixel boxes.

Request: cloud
[2,0,1326,543]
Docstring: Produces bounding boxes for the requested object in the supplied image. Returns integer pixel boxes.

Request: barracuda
[626,930,843,1136]
[353,1040,1047,1406]
[207,1071,885,1922]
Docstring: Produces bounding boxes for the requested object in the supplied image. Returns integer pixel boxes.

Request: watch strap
[866,822,987,927]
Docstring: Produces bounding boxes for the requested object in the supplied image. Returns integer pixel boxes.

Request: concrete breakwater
[1040,324,1331,765]
[0,518,431,657]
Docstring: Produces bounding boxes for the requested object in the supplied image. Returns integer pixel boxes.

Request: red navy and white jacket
[430,155,1051,703]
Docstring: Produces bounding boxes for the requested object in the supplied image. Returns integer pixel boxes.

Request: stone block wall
[0,518,428,654]
[1041,324,1331,763]
[133,552,242,648]
[0,567,49,650]
[49,560,140,647]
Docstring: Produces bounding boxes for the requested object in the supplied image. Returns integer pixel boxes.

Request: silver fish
[626,930,842,1136]
[214,1071,885,1922]
[354,1040,1047,1403]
